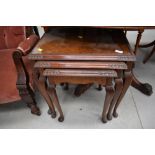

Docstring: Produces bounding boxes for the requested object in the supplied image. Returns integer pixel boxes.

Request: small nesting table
[28,27,136,123]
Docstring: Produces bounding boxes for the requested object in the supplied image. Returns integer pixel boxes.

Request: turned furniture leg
[34,69,56,118]
[107,77,123,120]
[134,29,144,54]
[47,84,64,122]
[74,84,92,97]
[102,79,115,123]
[131,71,153,96]
[113,71,132,118]
[18,85,41,116]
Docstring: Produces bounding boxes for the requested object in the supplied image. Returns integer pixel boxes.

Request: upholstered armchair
[0,26,41,115]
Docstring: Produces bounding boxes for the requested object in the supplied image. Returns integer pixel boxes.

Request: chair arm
[13,49,35,97]
[17,34,39,56]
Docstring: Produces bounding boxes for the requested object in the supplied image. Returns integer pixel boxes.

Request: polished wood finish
[44,69,117,123]
[34,61,127,69]
[29,28,135,61]
[29,27,136,123]
[11,27,41,115]
[113,70,133,118]
[43,26,155,32]
[107,73,123,120]
[13,50,41,116]
[47,83,64,122]
[33,68,56,118]
[72,26,154,96]
[102,78,115,123]
[134,29,144,54]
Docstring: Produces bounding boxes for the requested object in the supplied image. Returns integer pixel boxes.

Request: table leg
[131,29,153,95]
[34,69,56,118]
[107,77,123,121]
[102,79,115,123]
[47,84,64,122]
[113,71,132,118]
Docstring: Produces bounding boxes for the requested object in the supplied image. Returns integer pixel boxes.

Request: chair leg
[19,85,41,116]
[143,45,155,64]
[107,78,123,120]
[13,50,40,116]
[113,71,132,118]
[47,85,64,122]
[102,83,115,123]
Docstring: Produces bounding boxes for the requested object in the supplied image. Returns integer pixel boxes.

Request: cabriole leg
[107,78,123,120]
[34,69,56,118]
[113,71,132,118]
[102,79,115,123]
[47,84,64,122]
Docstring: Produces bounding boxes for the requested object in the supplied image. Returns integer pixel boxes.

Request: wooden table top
[94,26,155,30]
[43,26,155,31]
[29,27,136,61]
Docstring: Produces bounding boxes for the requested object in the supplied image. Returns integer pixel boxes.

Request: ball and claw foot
[113,111,118,118]
[141,83,153,96]
[58,116,64,122]
[107,113,112,121]
[101,116,107,123]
